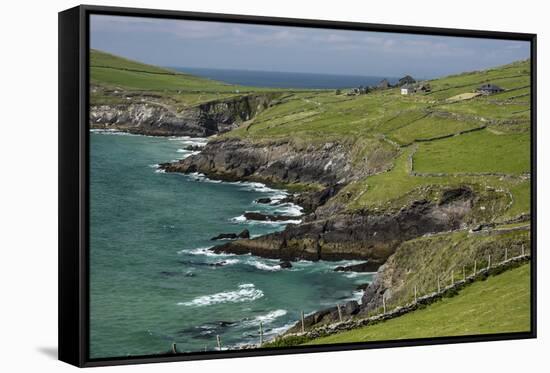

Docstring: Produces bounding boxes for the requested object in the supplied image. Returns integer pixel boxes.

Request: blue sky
[90,15,529,78]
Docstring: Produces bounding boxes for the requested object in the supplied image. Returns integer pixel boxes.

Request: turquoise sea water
[89,131,373,358]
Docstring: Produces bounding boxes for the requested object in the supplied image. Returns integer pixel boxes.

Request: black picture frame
[59,4,537,368]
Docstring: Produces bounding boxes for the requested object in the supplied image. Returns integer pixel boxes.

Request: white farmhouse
[401,85,413,95]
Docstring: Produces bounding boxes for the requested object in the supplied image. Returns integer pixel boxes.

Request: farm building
[401,84,414,95]
[400,82,431,95]
[398,75,416,86]
[477,83,504,95]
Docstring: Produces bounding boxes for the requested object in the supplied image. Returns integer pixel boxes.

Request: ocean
[89,131,373,358]
[172,67,398,89]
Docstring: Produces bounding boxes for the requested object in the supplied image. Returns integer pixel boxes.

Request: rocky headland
[90,92,280,137]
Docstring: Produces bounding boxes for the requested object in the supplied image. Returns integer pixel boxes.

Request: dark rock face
[243,212,297,222]
[160,138,357,186]
[90,93,279,137]
[211,229,250,240]
[279,260,293,269]
[211,233,238,240]
[343,300,360,315]
[334,261,381,273]
[255,197,272,204]
[282,185,343,215]
[213,193,473,263]
[238,229,250,239]
[184,144,204,151]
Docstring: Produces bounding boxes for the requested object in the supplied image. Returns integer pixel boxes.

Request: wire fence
[170,244,530,352]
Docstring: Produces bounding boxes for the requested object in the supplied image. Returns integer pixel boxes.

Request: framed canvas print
[58,5,537,367]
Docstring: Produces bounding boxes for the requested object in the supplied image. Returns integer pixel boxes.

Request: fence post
[522,244,525,256]
[337,304,343,322]
[505,247,508,261]
[487,255,491,270]
[414,285,417,303]
[383,296,386,314]
[437,275,441,293]
[216,335,221,351]
[259,321,264,345]
[171,343,177,354]
[451,270,454,285]
[473,260,477,276]
[463,266,466,281]
[301,311,305,333]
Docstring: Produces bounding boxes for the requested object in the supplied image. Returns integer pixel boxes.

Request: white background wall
[0,0,547,371]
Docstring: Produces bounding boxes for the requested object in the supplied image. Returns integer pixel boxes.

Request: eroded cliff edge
[90,91,280,137]
[159,137,486,264]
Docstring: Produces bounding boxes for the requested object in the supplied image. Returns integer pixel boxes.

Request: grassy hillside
[363,229,530,312]
[91,49,248,92]
[90,49,284,109]
[91,49,531,222]
[304,263,530,345]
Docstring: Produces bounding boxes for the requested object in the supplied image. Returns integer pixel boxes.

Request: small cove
[89,130,373,358]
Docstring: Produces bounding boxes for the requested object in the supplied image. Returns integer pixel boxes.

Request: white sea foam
[186,172,223,183]
[342,272,373,279]
[230,214,301,225]
[168,136,208,145]
[267,322,297,336]
[178,284,263,307]
[90,129,129,136]
[241,309,287,327]
[150,164,166,173]
[218,258,240,266]
[273,203,304,217]
[179,247,236,257]
[246,259,281,272]
[350,290,365,303]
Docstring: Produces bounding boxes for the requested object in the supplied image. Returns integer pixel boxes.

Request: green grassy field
[304,263,531,345]
[91,49,247,92]
[413,129,531,175]
[90,49,286,111]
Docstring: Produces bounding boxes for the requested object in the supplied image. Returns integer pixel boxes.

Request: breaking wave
[178,284,263,307]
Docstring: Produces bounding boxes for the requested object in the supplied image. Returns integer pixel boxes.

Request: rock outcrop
[160,138,357,186]
[213,193,474,262]
[90,93,278,136]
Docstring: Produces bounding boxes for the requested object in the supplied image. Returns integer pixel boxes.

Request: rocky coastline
[92,96,520,344]
[155,132,489,332]
[90,92,280,137]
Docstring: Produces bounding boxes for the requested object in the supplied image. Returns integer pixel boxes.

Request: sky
[90,15,530,79]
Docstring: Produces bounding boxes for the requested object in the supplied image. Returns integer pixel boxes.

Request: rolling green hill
[90,49,282,109]
[91,48,531,237]
[304,263,530,345]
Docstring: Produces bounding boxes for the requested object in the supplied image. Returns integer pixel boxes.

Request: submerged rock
[211,229,250,240]
[255,197,272,204]
[211,233,238,240]
[279,260,293,269]
[238,229,250,239]
[184,144,204,151]
[334,261,381,273]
